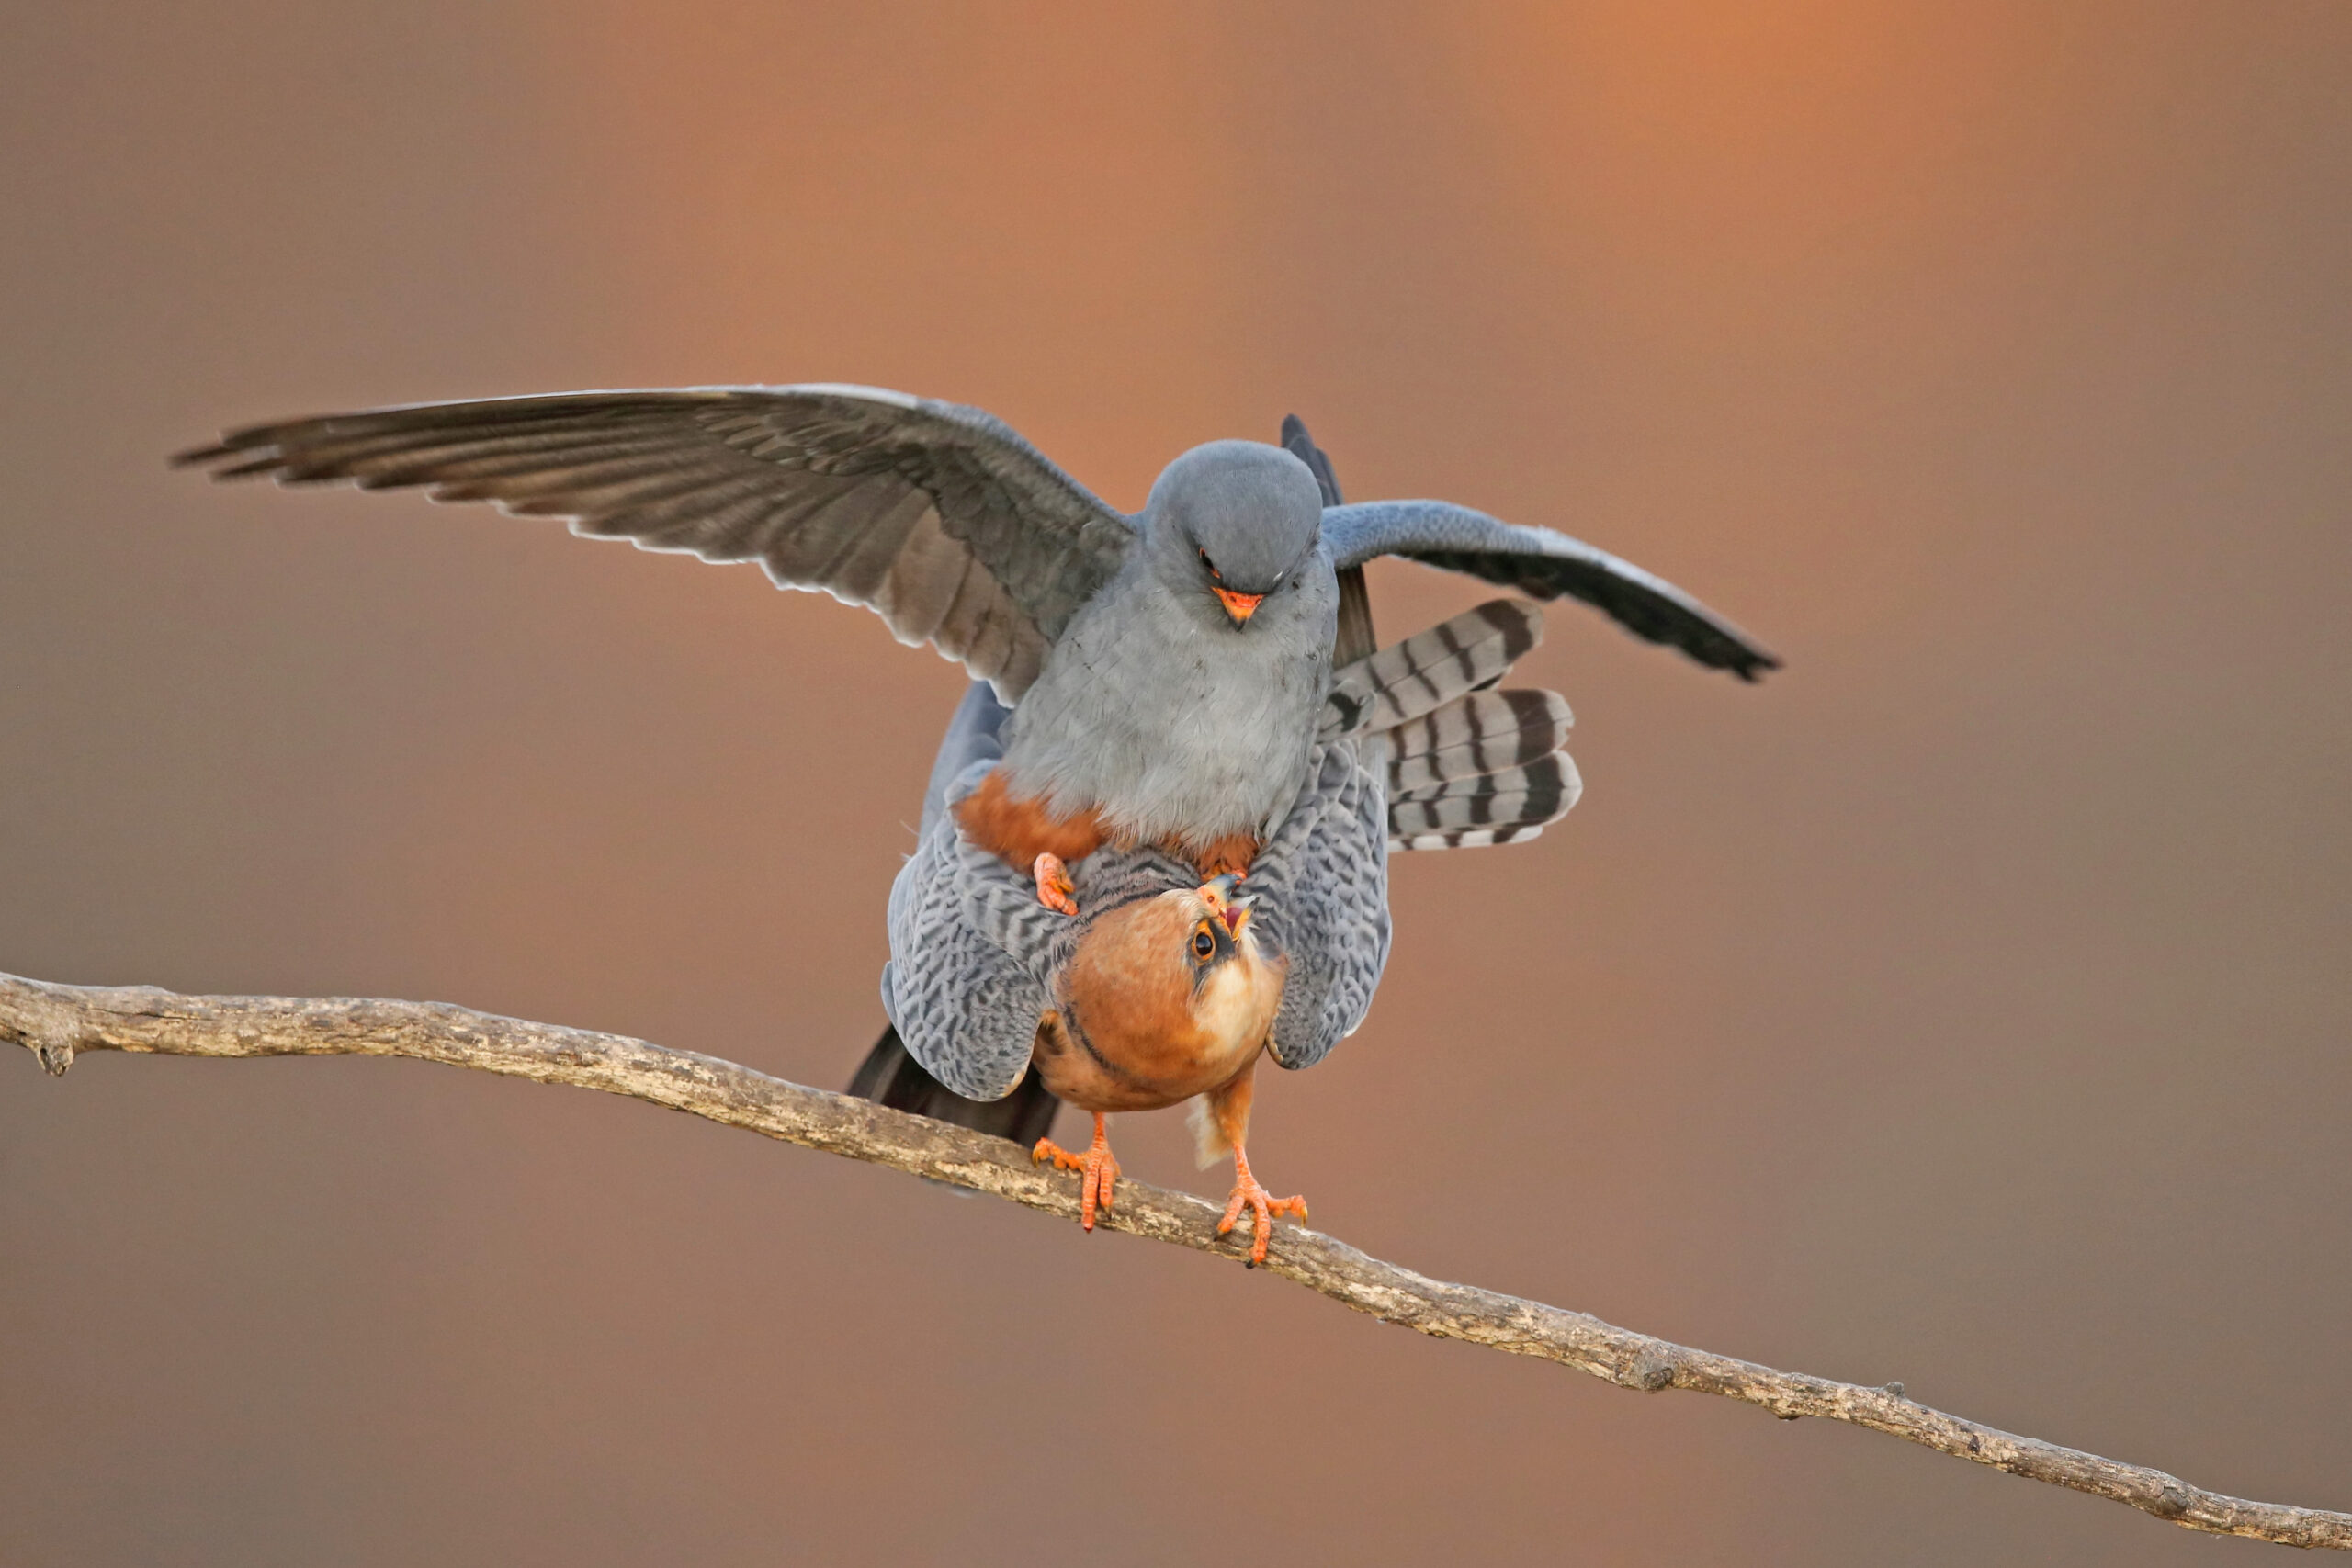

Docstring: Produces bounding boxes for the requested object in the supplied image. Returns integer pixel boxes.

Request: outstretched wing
[1321,499,1779,681]
[176,386,1136,700]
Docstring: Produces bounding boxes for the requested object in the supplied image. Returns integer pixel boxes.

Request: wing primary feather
[175,386,1137,701]
[1321,498,1780,680]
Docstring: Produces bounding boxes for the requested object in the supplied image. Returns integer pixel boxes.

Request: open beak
[1213,585,1264,626]
[1199,873,1253,933]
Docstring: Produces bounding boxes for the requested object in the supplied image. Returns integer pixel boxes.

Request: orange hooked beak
[1213,585,1265,626]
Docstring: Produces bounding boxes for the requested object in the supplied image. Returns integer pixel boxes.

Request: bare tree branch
[6,968,2343,1550]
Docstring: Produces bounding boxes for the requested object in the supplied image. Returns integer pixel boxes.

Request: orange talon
[1032,852,1079,916]
[1032,1112,1120,1231]
[1216,1143,1307,1266]
[1191,830,1259,883]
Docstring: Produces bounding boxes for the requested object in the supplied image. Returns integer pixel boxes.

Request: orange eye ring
[1198,547,1221,581]
[1191,925,1216,962]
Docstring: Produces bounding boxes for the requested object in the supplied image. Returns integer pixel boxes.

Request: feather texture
[1385,688,1573,794]
[1322,499,1779,680]
[1380,685,1580,850]
[1322,599,1543,739]
[882,601,1578,1095]
[1313,598,1584,851]
[176,386,1135,702]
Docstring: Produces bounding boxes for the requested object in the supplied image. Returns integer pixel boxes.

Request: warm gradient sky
[5,4,2349,1563]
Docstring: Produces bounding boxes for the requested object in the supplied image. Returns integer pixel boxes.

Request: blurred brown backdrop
[5,3,2348,1562]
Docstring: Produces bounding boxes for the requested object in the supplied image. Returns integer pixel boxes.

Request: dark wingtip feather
[169,440,239,469]
[215,453,294,480]
[173,427,297,479]
[1469,597,1543,663]
[170,418,290,470]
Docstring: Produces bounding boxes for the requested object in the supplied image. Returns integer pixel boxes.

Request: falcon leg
[1219,1142,1308,1267]
[1200,1066,1306,1266]
[1032,852,1079,917]
[1033,1111,1120,1231]
[1192,830,1260,882]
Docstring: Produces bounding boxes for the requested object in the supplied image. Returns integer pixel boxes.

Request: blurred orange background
[5,4,2348,1562]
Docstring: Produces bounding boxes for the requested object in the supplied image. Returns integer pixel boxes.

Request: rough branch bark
[6,970,2344,1550]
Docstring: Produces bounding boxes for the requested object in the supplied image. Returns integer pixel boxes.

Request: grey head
[1138,440,1328,631]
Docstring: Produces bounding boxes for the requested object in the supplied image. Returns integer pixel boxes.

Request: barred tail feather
[1393,824,1547,852]
[1323,597,1580,852]
[1321,599,1542,739]
[1390,754,1578,807]
[1385,688,1571,795]
[1386,750,1582,851]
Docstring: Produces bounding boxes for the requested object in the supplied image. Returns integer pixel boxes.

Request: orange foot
[1193,830,1258,882]
[1033,1111,1119,1231]
[1032,852,1079,916]
[1218,1145,1308,1267]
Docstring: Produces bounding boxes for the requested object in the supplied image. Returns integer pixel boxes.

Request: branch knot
[1628,1348,1679,1392]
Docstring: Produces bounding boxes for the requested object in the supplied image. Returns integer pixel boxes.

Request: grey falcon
[176,384,1779,909]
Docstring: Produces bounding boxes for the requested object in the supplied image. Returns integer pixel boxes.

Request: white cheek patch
[1191,962,1268,1051]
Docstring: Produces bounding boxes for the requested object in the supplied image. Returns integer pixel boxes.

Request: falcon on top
[176,385,1778,911]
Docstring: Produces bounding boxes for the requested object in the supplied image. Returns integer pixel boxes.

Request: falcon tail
[1320,598,1544,740]
[1318,596,1584,852]
[1384,687,1580,850]
[847,1022,1062,1146]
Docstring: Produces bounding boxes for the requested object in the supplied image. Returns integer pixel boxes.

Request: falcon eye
[1191,924,1217,963]
[1198,548,1221,581]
